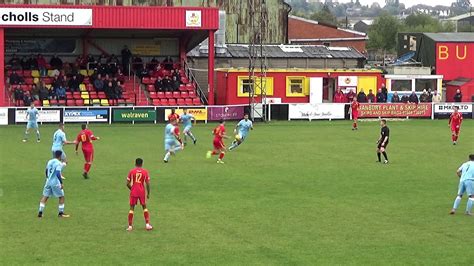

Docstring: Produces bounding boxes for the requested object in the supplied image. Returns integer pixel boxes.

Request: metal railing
[183,60,208,105]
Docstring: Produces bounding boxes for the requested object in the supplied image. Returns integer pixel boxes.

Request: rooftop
[424,32,474,42]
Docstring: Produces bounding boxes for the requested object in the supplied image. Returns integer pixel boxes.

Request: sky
[337,0,455,8]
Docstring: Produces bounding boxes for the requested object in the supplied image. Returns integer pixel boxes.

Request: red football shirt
[213,124,225,141]
[351,101,360,111]
[449,113,463,126]
[127,167,150,197]
[76,129,97,151]
[168,113,180,122]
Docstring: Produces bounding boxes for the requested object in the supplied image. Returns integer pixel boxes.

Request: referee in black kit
[376,119,390,164]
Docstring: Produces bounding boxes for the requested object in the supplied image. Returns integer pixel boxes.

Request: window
[237,76,273,97]
[323,42,331,47]
[415,79,436,92]
[286,77,308,97]
[391,80,412,92]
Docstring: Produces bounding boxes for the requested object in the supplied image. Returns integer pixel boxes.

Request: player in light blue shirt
[22,103,41,143]
[229,113,254,151]
[180,109,197,145]
[450,154,474,215]
[38,150,70,218]
[163,119,184,163]
[51,123,75,163]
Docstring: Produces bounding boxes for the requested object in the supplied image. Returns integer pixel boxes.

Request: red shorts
[352,111,359,120]
[130,194,146,206]
[82,149,94,162]
[451,125,461,134]
[213,139,225,150]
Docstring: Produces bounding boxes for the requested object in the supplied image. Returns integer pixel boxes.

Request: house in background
[353,19,373,34]
[288,15,368,52]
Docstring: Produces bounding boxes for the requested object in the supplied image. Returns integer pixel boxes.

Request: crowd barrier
[0,103,472,125]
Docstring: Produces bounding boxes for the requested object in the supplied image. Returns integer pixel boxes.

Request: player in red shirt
[75,124,100,179]
[350,98,360,130]
[206,119,228,164]
[449,106,463,145]
[168,108,180,123]
[126,158,152,231]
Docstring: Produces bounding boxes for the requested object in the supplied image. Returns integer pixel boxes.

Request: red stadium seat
[75,99,84,106]
[192,98,201,105]
[34,100,41,106]
[147,85,154,92]
[23,70,32,77]
[86,84,94,91]
[117,99,126,105]
[149,91,158,99]
[98,92,106,99]
[186,83,196,91]
[50,99,58,106]
[168,98,177,106]
[160,98,169,106]
[188,91,196,98]
[24,78,34,85]
[73,92,82,100]
[152,99,161,106]
[185,98,193,105]
[20,85,30,91]
[150,77,157,83]
[179,84,187,91]
[157,91,165,98]
[180,91,188,98]
[172,91,180,98]
[165,91,173,98]
[83,77,90,84]
[142,77,151,84]
[177,98,185,106]
[180,77,189,84]
[58,100,66,106]
[89,91,98,98]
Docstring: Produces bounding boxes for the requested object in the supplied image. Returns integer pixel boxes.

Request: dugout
[0,5,219,105]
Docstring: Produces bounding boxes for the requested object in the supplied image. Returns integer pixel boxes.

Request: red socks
[219,152,225,160]
[353,122,357,128]
[84,163,91,173]
[143,209,150,224]
[128,211,134,226]
[211,151,218,155]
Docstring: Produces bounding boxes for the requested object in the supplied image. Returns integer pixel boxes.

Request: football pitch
[0,119,473,265]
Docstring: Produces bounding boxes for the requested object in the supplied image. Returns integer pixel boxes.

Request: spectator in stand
[21,56,30,70]
[68,75,81,92]
[138,68,149,80]
[37,54,48,77]
[148,57,159,71]
[357,89,367,103]
[94,74,105,92]
[419,89,430,103]
[96,63,107,76]
[401,94,409,103]
[153,65,165,78]
[115,69,125,84]
[333,88,346,103]
[346,88,356,103]
[154,76,163,92]
[453,89,463,102]
[367,89,376,103]
[376,88,387,103]
[132,55,144,73]
[28,55,38,70]
[105,81,116,99]
[23,91,33,106]
[14,86,24,105]
[172,69,181,83]
[432,91,441,103]
[55,84,66,100]
[121,45,132,75]
[52,76,61,90]
[380,83,388,98]
[111,76,119,88]
[87,54,96,69]
[408,91,419,104]
[63,63,73,77]
[50,54,63,70]
[98,53,108,65]
[162,76,173,92]
[391,92,400,103]
[8,54,21,70]
[9,70,23,85]
[76,55,87,69]
[108,54,120,65]
[171,75,180,92]
[38,81,49,101]
[115,81,124,99]
[163,56,173,71]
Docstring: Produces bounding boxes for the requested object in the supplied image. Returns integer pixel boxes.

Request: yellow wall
[357,76,377,93]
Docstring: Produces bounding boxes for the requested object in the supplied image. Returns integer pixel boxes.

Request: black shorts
[378,142,389,149]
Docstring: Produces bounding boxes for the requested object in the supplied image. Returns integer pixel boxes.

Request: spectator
[432,91,441,103]
[376,88,386,103]
[162,76,173,92]
[23,91,33,106]
[68,75,81,92]
[152,65,165,78]
[50,54,63,70]
[427,89,433,102]
[108,54,119,65]
[98,53,108,65]
[87,54,96,69]
[105,81,115,99]
[367,89,376,103]
[391,92,400,103]
[14,86,24,105]
[380,83,388,98]
[36,54,47,77]
[172,75,180,91]
[115,69,125,84]
[154,76,163,92]
[357,89,367,103]
[115,81,124,99]
[96,63,107,76]
[28,55,38,70]
[419,90,430,103]
[38,82,49,101]
[8,54,21,70]
[401,94,409,103]
[9,70,23,85]
[55,84,66,100]
[93,74,104,92]
[52,77,61,90]
[132,55,144,73]
[408,91,419,104]
[76,55,87,69]
[121,45,132,75]
[21,56,30,70]
[453,89,463,102]
[163,56,173,71]
[172,69,181,83]
[333,88,346,103]
[148,57,159,71]
[345,88,356,103]
[138,68,149,79]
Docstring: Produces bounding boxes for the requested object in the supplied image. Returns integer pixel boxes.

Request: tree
[367,12,401,52]
[403,13,456,32]
[310,4,337,25]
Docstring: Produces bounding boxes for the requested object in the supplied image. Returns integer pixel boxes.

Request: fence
[0,103,472,126]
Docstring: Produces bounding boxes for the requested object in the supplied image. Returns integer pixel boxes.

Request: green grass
[0,119,473,265]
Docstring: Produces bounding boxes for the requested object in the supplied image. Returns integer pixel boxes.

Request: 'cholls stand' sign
[0,8,92,26]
